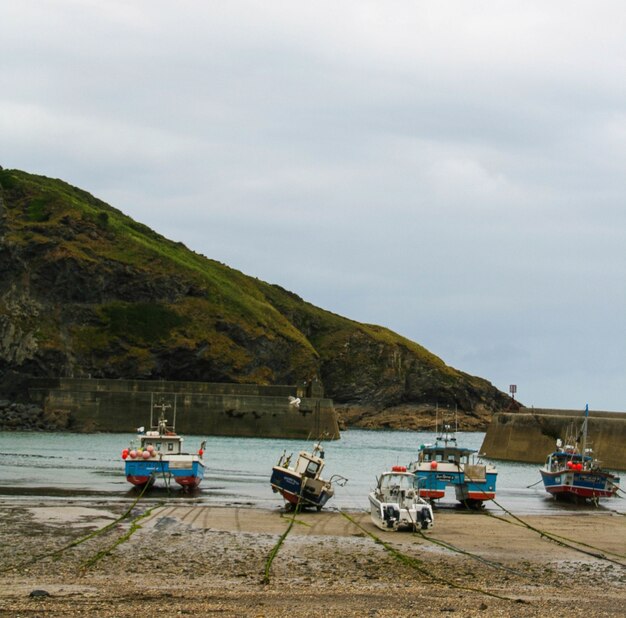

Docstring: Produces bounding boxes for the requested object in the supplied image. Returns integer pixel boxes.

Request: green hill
[0,167,514,429]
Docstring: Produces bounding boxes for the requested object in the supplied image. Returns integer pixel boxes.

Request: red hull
[420,490,445,499]
[175,476,202,488]
[546,486,615,499]
[127,475,153,487]
[468,492,495,501]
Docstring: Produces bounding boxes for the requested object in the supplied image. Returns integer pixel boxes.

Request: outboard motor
[420,507,432,529]
[384,505,400,527]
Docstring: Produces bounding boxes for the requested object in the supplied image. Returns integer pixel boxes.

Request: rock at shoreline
[0,400,61,431]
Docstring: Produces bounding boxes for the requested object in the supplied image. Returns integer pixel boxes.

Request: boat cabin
[140,431,183,455]
[378,472,418,494]
[418,445,475,466]
[294,451,325,479]
[545,450,595,472]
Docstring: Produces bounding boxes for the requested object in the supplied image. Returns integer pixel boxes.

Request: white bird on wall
[288,396,301,408]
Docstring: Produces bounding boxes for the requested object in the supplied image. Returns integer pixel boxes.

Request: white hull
[369,493,433,531]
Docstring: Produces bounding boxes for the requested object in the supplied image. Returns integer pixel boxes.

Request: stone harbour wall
[27,378,340,440]
[480,408,626,471]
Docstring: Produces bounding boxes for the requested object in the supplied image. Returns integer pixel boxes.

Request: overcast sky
[2,1,625,411]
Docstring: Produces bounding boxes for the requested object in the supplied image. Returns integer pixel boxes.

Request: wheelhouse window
[305,461,319,478]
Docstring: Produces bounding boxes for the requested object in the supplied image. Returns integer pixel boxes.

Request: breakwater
[480,408,626,471]
[28,378,340,440]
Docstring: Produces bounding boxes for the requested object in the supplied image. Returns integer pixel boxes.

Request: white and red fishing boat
[121,397,206,490]
[539,405,620,501]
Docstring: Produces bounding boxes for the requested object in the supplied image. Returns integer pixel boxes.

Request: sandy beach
[1,501,625,617]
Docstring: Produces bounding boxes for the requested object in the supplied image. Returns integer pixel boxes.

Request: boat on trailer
[408,422,497,507]
[121,397,206,490]
[539,405,620,502]
[369,466,434,531]
[270,442,347,511]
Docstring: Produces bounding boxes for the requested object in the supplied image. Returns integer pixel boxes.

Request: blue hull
[415,470,497,502]
[540,469,619,499]
[270,467,332,508]
[125,459,204,488]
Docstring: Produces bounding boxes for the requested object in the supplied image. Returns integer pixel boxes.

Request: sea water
[0,429,623,515]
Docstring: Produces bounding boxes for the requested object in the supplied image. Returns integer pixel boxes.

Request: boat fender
[129,450,137,459]
[198,448,204,456]
[430,461,438,470]
[122,448,129,460]
[391,465,406,472]
[142,450,151,460]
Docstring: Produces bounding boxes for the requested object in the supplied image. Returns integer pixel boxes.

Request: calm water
[0,429,623,515]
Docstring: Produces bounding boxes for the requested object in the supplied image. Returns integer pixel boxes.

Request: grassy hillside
[0,167,513,427]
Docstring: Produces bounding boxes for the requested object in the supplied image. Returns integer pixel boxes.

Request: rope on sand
[339,510,526,604]
[460,465,625,564]
[263,486,307,585]
[485,499,626,567]
[80,503,160,569]
[414,530,529,578]
[1,477,156,573]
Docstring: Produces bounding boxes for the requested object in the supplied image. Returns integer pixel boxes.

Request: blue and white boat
[540,405,620,501]
[270,442,346,510]
[408,424,497,507]
[121,398,206,490]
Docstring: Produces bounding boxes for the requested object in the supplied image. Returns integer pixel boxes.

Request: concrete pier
[480,408,626,471]
[29,378,341,440]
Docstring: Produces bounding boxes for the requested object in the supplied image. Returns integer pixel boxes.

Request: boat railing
[328,474,348,487]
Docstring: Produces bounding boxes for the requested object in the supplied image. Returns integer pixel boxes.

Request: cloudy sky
[2,1,625,411]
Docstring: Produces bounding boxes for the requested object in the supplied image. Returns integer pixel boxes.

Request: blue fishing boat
[270,442,347,510]
[121,397,206,490]
[540,405,620,501]
[408,423,497,507]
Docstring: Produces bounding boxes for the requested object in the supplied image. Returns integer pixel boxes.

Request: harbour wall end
[480,408,626,471]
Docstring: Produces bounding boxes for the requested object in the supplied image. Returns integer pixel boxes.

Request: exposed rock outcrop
[0,167,514,430]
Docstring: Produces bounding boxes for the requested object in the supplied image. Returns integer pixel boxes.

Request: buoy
[142,450,151,459]
[198,449,204,456]
[122,448,129,460]
[129,450,137,459]
[151,450,157,458]
[391,465,406,472]
[430,461,438,470]
[146,444,154,453]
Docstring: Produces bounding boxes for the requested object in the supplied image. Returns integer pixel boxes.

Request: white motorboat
[369,466,434,532]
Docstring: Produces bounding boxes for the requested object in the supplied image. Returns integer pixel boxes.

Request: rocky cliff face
[0,168,515,429]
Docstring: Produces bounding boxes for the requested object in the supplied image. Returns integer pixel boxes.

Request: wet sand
[1,502,625,617]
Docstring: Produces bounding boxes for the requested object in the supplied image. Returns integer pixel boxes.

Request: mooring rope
[80,502,160,569]
[1,476,156,573]
[339,510,524,603]
[486,499,626,567]
[414,529,530,578]
[263,483,307,585]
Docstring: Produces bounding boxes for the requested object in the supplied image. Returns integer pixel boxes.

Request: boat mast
[582,403,589,464]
